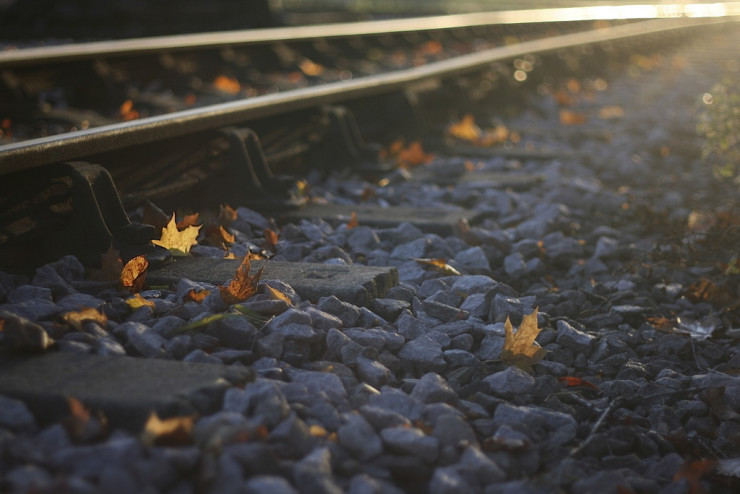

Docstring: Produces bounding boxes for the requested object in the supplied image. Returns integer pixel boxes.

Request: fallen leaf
[558,376,599,391]
[142,412,195,446]
[219,204,237,227]
[381,139,434,168]
[120,256,148,294]
[184,288,210,303]
[205,225,235,249]
[414,258,461,276]
[119,99,139,121]
[559,109,587,125]
[673,459,717,494]
[141,200,170,233]
[299,58,324,76]
[151,213,201,255]
[86,244,123,282]
[63,397,107,444]
[501,309,546,373]
[265,285,293,306]
[62,307,107,331]
[126,293,156,310]
[213,75,240,95]
[263,229,279,253]
[598,105,625,119]
[220,256,263,305]
[447,114,482,142]
[176,212,200,230]
[346,212,359,229]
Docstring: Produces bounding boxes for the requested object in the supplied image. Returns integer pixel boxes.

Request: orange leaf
[558,376,599,391]
[414,258,461,276]
[598,105,624,119]
[346,212,359,229]
[214,75,240,95]
[120,256,148,294]
[265,285,293,306]
[119,99,139,121]
[673,459,717,494]
[299,58,324,76]
[184,288,210,303]
[501,309,546,373]
[62,307,108,331]
[176,212,200,230]
[205,225,235,249]
[447,114,481,142]
[380,139,434,168]
[219,204,237,227]
[219,256,263,305]
[559,109,587,125]
[263,228,279,253]
[142,412,195,446]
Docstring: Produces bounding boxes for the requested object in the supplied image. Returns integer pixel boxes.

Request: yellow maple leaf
[62,307,108,331]
[126,293,156,310]
[500,308,546,373]
[151,213,201,255]
[414,258,461,276]
[265,285,293,306]
[142,412,195,446]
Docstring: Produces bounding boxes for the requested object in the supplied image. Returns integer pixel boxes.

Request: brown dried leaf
[265,285,293,306]
[151,213,201,255]
[205,225,235,249]
[62,307,107,331]
[414,258,461,276]
[141,200,170,234]
[501,309,546,373]
[346,212,359,230]
[673,459,717,494]
[263,228,279,253]
[447,114,482,142]
[219,256,262,305]
[142,412,195,446]
[176,212,200,230]
[120,256,148,294]
[219,204,238,227]
[213,75,240,95]
[559,109,587,125]
[88,244,123,282]
[126,293,156,310]
[184,288,210,304]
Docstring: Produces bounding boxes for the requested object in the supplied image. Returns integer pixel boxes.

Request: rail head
[1,2,739,66]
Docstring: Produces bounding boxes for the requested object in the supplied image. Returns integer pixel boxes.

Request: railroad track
[1,3,740,493]
[1,3,738,272]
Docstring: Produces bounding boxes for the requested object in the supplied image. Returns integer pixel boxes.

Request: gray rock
[7,285,53,304]
[422,300,468,323]
[0,395,37,433]
[288,369,348,406]
[3,465,53,494]
[338,412,383,461]
[367,387,425,422]
[410,373,458,404]
[556,320,594,352]
[348,474,405,494]
[372,298,410,321]
[305,307,344,330]
[489,294,535,324]
[443,349,477,367]
[49,436,141,478]
[429,466,474,494]
[359,405,411,430]
[458,445,506,484]
[380,426,439,463]
[453,246,491,273]
[503,252,528,278]
[356,356,393,388]
[204,316,257,349]
[0,310,53,351]
[396,313,430,341]
[223,381,289,428]
[255,332,284,358]
[483,366,535,397]
[493,403,577,446]
[317,296,360,327]
[151,315,186,338]
[390,237,430,260]
[294,447,343,494]
[345,328,385,350]
[122,322,167,358]
[398,335,447,373]
[325,328,352,361]
[572,470,632,494]
[378,222,424,245]
[264,308,313,330]
[433,414,478,450]
[476,333,505,361]
[32,255,84,297]
[450,275,497,297]
[459,293,489,319]
[236,207,271,230]
[347,227,381,255]
[593,236,618,259]
[245,476,298,494]
[183,349,222,365]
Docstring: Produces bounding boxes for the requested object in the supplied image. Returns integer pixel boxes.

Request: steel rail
[1,2,739,67]
[0,16,735,174]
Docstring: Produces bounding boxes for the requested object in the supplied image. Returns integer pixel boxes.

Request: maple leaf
[346,212,359,229]
[219,256,263,305]
[213,75,240,95]
[86,244,122,282]
[141,200,170,233]
[414,258,461,276]
[184,288,210,303]
[447,114,482,142]
[151,213,201,255]
[265,285,293,306]
[142,412,195,446]
[176,212,200,230]
[380,139,434,168]
[121,256,148,294]
[62,307,108,331]
[126,293,156,310]
[218,204,237,227]
[500,309,546,373]
[204,225,235,249]
[263,228,279,253]
[64,397,107,443]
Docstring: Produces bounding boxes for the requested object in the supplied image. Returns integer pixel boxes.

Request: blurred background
[0,1,724,41]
